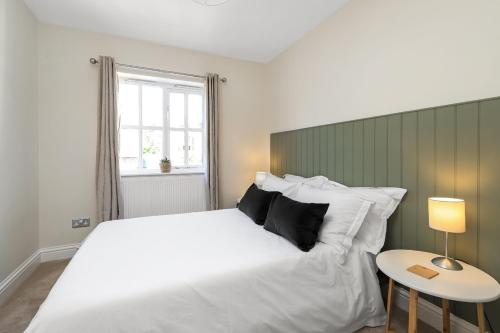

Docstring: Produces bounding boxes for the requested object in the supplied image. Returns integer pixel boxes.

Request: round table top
[376,250,500,303]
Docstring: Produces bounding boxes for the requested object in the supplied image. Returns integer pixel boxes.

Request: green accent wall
[270,97,500,328]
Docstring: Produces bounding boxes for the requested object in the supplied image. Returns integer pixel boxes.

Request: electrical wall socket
[72,217,90,228]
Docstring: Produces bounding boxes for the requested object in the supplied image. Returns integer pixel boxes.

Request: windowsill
[121,168,205,178]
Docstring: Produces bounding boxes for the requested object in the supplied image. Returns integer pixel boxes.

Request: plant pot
[160,162,171,173]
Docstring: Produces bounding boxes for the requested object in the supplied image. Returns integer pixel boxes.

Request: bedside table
[376,250,500,333]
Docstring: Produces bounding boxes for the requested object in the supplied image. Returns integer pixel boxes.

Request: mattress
[25,209,386,333]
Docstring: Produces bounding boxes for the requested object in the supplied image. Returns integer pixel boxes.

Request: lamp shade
[255,172,267,187]
[428,197,465,233]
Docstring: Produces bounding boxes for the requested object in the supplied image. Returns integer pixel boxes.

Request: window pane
[120,129,139,170]
[142,130,163,170]
[170,131,185,167]
[118,83,139,126]
[188,94,203,129]
[170,92,185,128]
[142,85,163,126]
[188,131,203,166]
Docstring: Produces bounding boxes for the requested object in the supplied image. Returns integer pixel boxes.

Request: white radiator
[121,174,207,219]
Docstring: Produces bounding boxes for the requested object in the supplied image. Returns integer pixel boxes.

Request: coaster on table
[407,265,439,279]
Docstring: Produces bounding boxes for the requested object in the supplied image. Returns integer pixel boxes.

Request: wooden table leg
[442,299,450,333]
[384,278,394,333]
[408,288,418,333]
[477,303,486,333]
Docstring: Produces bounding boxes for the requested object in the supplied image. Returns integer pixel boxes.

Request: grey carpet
[0,260,69,333]
[0,260,437,332]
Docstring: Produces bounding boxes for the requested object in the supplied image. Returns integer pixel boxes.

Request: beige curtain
[96,56,123,222]
[206,73,219,210]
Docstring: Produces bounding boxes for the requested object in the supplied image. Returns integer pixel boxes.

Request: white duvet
[25,209,386,333]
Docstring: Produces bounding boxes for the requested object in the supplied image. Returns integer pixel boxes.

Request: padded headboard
[270,97,500,325]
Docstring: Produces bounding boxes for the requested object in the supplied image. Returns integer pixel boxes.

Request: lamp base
[431,257,463,271]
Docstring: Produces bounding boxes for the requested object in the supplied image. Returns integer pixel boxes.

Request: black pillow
[264,194,329,252]
[238,184,280,225]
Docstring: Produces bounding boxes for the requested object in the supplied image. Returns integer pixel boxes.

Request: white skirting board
[393,285,479,333]
[0,245,480,332]
[39,243,80,263]
[0,243,80,306]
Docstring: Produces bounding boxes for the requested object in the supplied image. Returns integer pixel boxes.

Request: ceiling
[23,0,348,63]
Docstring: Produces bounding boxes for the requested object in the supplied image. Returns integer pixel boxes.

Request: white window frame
[118,77,206,174]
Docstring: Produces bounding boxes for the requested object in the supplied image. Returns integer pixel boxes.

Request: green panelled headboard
[270,97,500,327]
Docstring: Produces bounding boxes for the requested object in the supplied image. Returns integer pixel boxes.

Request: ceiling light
[192,0,230,6]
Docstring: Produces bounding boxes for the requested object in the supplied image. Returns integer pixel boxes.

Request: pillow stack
[238,173,406,259]
[322,182,407,254]
[238,182,329,252]
[293,185,372,263]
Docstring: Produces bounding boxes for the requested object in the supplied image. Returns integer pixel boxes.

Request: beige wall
[37,24,269,247]
[266,0,500,133]
[6,0,500,264]
[0,0,39,281]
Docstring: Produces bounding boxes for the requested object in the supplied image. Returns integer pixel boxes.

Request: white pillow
[283,174,329,188]
[261,173,299,197]
[324,179,348,188]
[293,185,372,264]
[323,183,407,254]
[373,187,407,201]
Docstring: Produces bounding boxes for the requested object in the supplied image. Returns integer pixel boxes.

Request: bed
[25,208,386,333]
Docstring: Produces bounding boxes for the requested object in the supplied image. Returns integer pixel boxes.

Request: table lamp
[428,197,466,271]
[255,172,267,188]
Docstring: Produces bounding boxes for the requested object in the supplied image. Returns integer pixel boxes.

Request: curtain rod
[89,57,227,83]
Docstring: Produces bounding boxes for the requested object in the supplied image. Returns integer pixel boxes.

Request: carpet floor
[0,260,437,333]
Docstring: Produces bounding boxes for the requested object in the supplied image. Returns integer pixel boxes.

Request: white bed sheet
[25,209,386,333]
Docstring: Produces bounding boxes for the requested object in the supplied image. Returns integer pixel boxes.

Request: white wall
[0,0,39,281]
[6,0,500,265]
[37,24,269,248]
[266,0,500,133]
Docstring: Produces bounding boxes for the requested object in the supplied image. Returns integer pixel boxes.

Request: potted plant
[159,157,171,173]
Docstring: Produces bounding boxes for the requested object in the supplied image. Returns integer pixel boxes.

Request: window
[117,72,205,174]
